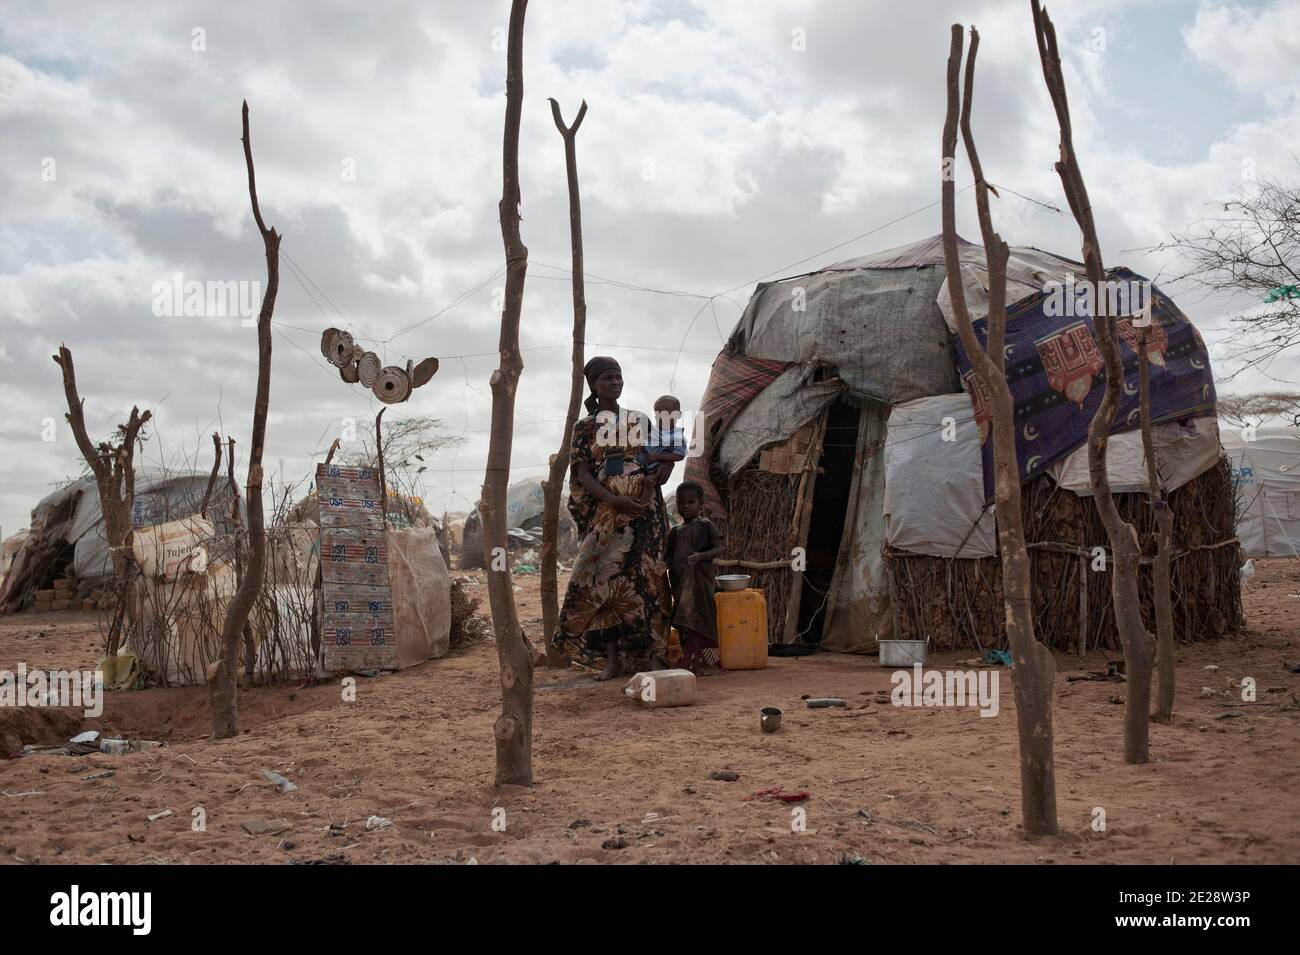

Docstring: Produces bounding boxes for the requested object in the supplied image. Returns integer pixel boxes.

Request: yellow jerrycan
[715,589,769,670]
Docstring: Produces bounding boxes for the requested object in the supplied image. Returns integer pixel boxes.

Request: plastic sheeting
[713,236,1081,483]
[28,468,238,583]
[726,255,960,408]
[1,530,27,576]
[131,516,215,578]
[387,527,451,665]
[1050,418,1222,495]
[718,366,840,475]
[882,395,997,558]
[1221,422,1300,556]
[933,240,1081,334]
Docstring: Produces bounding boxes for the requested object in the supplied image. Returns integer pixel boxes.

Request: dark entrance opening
[796,398,860,643]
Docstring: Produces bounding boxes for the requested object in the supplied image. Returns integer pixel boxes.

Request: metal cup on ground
[760,706,783,733]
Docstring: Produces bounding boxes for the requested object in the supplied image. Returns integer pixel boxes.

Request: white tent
[39,469,235,582]
[1220,421,1300,556]
[1,468,240,614]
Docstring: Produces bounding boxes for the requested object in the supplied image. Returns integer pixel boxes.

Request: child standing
[665,481,725,674]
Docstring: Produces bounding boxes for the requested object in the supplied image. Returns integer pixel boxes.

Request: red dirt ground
[1,560,1297,864]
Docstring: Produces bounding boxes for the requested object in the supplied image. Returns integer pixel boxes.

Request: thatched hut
[686,234,1241,653]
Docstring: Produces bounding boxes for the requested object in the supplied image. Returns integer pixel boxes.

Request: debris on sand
[709,771,740,782]
[260,769,298,793]
[366,815,393,831]
[241,818,291,837]
[745,787,810,803]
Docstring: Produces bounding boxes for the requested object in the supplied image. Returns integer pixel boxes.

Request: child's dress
[665,517,723,673]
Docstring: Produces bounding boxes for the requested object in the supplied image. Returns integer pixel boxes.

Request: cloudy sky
[1,0,1296,538]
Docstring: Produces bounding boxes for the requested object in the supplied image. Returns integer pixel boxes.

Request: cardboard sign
[316,463,398,672]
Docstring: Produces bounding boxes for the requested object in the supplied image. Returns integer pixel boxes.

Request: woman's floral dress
[552,408,672,671]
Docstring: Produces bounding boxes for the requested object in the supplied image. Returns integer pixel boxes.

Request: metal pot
[760,706,783,733]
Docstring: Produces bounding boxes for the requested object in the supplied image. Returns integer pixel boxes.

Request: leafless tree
[1032,0,1154,763]
[209,101,280,739]
[942,23,1058,835]
[540,95,588,667]
[52,345,152,657]
[482,0,535,786]
[1216,391,1300,427]
[1153,165,1300,376]
[338,414,460,527]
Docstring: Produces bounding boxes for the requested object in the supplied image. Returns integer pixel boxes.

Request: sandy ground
[1,560,1298,865]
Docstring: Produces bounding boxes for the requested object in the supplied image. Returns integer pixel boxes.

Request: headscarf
[583,355,620,414]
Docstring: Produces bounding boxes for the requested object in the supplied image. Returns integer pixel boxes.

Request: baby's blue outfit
[635,426,687,473]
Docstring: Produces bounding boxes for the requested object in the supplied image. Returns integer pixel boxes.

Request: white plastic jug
[623,668,697,708]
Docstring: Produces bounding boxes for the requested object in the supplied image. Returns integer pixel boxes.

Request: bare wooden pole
[1139,326,1176,721]
[943,23,1058,835]
[1031,0,1154,763]
[540,96,588,668]
[375,408,388,522]
[482,0,534,786]
[1077,553,1088,658]
[209,101,280,739]
[782,410,828,645]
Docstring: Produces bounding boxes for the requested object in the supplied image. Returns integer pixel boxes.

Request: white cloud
[1185,1,1300,100]
[0,0,1297,536]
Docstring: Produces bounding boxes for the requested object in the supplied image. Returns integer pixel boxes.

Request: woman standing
[553,356,673,680]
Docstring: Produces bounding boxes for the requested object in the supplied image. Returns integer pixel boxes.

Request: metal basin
[716,574,752,592]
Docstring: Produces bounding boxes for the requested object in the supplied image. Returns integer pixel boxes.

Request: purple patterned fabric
[952,268,1217,499]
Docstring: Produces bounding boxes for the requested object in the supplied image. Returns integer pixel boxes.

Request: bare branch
[200,431,223,519]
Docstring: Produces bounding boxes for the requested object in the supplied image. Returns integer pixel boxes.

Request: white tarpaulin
[933,241,1080,335]
[505,477,546,529]
[882,394,996,558]
[27,468,239,583]
[131,516,215,578]
[1220,422,1300,556]
[1050,417,1222,495]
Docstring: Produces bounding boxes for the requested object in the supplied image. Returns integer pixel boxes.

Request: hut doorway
[793,399,860,643]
